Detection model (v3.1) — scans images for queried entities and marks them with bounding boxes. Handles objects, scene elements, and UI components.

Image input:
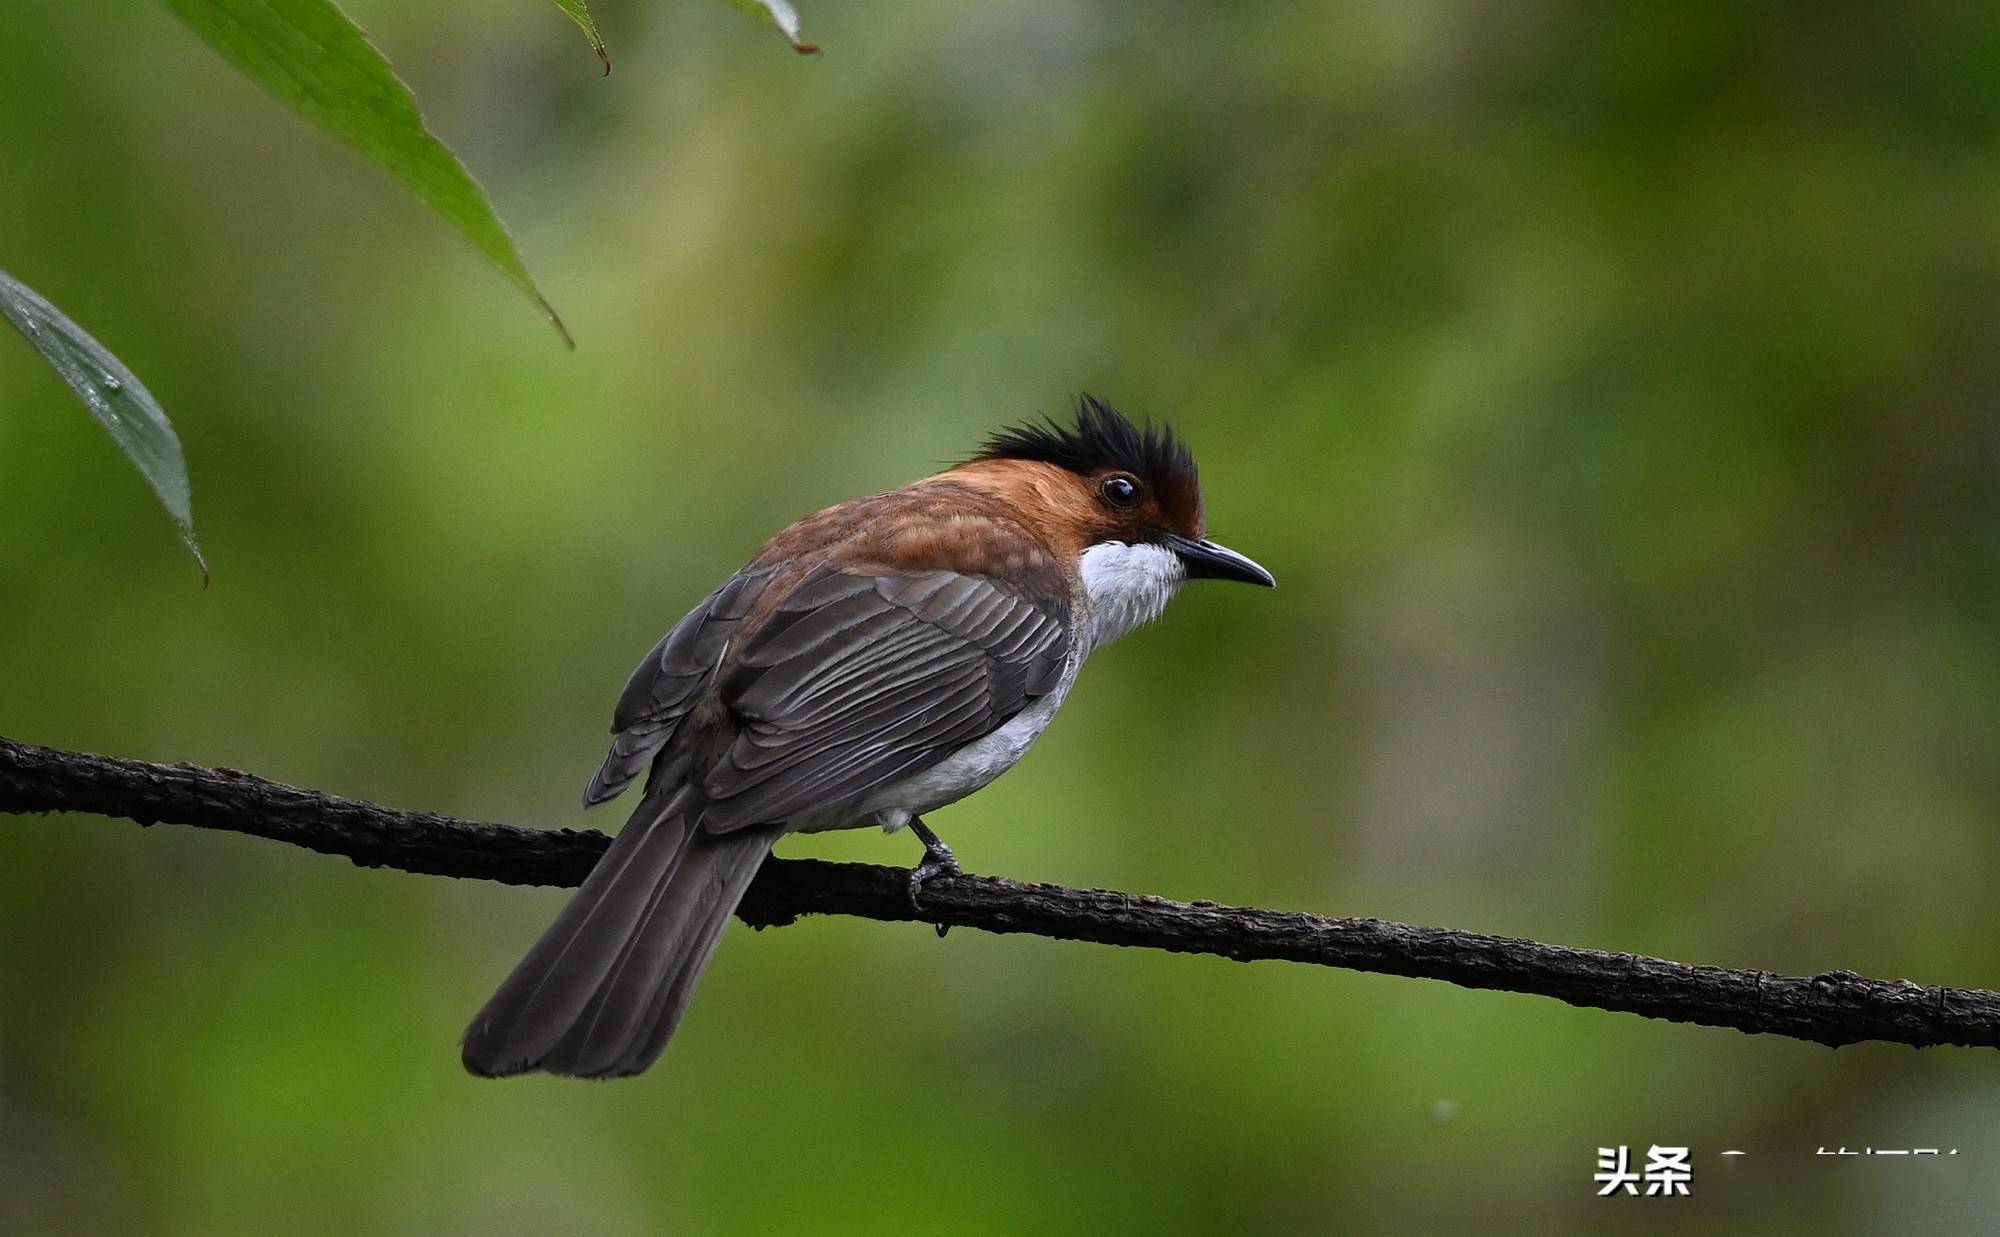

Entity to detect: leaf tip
[542,295,576,350]
[183,531,210,588]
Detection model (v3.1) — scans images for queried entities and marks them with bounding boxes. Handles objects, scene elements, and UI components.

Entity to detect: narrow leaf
[727,0,820,54]
[166,0,571,346]
[0,269,206,579]
[548,0,612,74]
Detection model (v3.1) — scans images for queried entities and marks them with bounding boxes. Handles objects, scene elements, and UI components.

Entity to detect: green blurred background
[5,1,2000,1232]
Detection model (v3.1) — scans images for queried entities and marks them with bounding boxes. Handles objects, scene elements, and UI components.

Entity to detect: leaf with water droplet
[0,268,206,579]
[726,0,820,53]
[546,0,612,74]
[167,0,569,346]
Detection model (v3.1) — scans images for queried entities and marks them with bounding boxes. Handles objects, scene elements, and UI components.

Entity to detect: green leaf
[726,0,820,54]
[165,0,571,346]
[548,0,612,74]
[0,269,206,579]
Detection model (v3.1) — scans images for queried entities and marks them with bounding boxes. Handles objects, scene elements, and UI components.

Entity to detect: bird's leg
[906,816,960,935]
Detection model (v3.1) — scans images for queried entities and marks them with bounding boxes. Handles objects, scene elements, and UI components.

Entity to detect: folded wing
[702,565,1071,830]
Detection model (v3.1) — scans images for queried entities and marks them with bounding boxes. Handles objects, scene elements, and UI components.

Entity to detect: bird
[461,395,1274,1079]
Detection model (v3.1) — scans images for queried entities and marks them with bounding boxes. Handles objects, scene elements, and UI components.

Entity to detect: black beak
[1164,534,1276,588]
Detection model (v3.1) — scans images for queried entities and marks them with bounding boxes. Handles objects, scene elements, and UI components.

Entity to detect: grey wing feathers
[583,567,773,806]
[700,568,1070,830]
[477,562,1068,1078]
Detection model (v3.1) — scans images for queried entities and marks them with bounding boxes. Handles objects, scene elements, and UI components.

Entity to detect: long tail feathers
[461,789,781,1079]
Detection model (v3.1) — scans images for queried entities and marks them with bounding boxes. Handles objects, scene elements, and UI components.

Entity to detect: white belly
[841,654,1082,830]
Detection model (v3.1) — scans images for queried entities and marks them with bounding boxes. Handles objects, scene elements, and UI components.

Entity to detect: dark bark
[4,734,1996,1051]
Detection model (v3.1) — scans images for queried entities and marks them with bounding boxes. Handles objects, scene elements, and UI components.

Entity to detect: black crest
[975,394,1199,495]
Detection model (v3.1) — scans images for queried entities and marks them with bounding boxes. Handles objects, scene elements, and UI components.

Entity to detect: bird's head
[956,395,1273,645]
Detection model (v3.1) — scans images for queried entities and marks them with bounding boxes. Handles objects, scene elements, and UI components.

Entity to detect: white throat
[1078,541,1184,651]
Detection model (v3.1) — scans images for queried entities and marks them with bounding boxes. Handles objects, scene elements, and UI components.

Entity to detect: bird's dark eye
[1100,474,1141,507]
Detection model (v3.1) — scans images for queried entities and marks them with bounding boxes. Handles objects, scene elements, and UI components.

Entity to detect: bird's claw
[906,818,960,937]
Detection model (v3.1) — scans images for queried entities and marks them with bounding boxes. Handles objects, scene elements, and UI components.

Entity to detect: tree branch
[3,734,1995,1051]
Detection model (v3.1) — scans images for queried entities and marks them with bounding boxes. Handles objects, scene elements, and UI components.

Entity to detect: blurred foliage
[5,1,2000,1232]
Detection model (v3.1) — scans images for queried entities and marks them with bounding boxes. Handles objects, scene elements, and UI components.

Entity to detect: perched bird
[462,396,1273,1079]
